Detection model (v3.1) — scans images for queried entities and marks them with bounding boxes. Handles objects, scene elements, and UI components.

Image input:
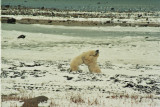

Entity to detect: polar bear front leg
[70,56,84,72]
[88,64,101,73]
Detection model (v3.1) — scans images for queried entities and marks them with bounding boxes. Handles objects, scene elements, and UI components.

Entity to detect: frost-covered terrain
[2,9,160,27]
[2,13,160,27]
[1,24,160,107]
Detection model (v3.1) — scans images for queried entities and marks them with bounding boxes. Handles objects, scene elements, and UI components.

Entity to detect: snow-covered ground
[1,24,160,107]
[2,14,160,24]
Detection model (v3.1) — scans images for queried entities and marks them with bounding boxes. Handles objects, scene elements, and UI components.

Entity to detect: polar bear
[70,50,101,73]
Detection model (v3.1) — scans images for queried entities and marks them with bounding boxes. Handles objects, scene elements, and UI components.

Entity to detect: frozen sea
[2,0,160,11]
[2,23,160,38]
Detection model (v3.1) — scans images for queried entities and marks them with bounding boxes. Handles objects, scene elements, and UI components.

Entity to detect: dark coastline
[1,7,160,27]
[2,17,160,27]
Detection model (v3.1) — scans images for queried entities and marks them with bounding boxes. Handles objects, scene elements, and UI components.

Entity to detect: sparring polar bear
[70,50,101,73]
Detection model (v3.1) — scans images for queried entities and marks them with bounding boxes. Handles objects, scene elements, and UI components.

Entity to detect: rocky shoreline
[2,17,160,27]
[1,7,160,27]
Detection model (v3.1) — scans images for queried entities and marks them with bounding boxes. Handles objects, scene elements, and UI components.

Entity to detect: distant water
[2,24,160,38]
[2,0,160,12]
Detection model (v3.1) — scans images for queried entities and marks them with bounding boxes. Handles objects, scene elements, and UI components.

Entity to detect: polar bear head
[82,50,99,65]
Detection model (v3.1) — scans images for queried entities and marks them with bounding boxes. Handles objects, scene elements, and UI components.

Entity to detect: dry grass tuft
[2,92,157,107]
[70,94,85,104]
[106,93,155,103]
[1,94,30,102]
[10,102,18,107]
[88,98,99,105]
[49,98,59,107]
[70,93,100,106]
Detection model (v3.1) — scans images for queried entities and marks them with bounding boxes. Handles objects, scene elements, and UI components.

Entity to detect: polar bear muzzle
[95,50,99,55]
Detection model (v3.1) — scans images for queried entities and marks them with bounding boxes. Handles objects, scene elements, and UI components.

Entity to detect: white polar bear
[70,50,101,73]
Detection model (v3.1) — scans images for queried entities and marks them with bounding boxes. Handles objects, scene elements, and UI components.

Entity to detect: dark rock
[124,83,134,88]
[115,74,120,77]
[138,14,142,18]
[68,87,76,90]
[41,7,45,9]
[33,13,37,16]
[60,68,66,71]
[136,85,144,89]
[25,64,34,67]
[35,87,39,89]
[34,69,40,71]
[145,89,152,93]
[7,18,16,24]
[77,70,83,73]
[92,77,96,80]
[110,77,115,79]
[19,62,25,67]
[152,86,159,90]
[132,45,136,47]
[17,35,26,39]
[48,20,52,23]
[1,71,8,78]
[14,72,20,75]
[111,8,115,11]
[105,21,111,23]
[58,64,62,69]
[10,76,15,78]
[146,80,156,84]
[30,72,35,75]
[5,5,10,8]
[156,90,160,95]
[130,76,136,78]
[34,75,40,77]
[8,67,17,70]
[42,71,47,74]
[136,64,141,69]
[34,62,41,66]
[21,76,25,79]
[145,37,149,39]
[64,76,73,80]
[56,90,60,92]
[21,71,27,76]
[97,2,101,4]
[114,79,120,82]
[14,75,19,78]
[68,87,73,90]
